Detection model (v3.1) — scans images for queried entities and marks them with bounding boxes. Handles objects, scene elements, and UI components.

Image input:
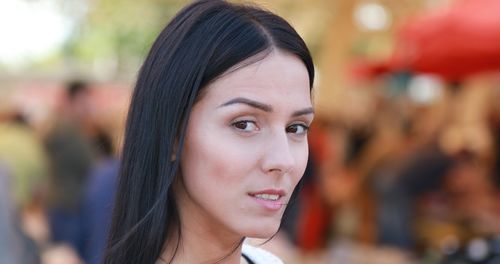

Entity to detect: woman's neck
[158,185,246,264]
[158,229,245,264]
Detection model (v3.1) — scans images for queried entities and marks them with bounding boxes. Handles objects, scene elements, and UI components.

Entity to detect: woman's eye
[286,124,309,135]
[231,120,259,132]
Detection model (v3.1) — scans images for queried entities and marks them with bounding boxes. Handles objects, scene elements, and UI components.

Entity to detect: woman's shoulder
[242,244,284,264]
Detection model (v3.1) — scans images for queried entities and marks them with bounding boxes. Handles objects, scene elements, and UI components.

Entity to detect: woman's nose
[261,131,295,176]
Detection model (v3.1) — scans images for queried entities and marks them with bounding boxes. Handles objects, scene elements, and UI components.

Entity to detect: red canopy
[356,0,500,81]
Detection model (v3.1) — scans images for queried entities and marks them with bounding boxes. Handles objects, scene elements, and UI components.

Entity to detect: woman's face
[177,51,313,239]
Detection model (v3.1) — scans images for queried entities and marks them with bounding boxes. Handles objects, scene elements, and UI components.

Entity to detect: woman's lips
[248,189,286,211]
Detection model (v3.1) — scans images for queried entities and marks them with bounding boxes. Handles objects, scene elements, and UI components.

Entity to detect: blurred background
[0,0,499,263]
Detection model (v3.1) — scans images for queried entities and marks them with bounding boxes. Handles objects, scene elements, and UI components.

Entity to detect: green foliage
[64,0,185,72]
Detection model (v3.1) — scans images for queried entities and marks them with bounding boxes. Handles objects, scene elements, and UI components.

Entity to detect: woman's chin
[242,224,281,239]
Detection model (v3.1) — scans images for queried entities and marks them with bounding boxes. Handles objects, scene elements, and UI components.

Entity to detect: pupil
[236,121,247,130]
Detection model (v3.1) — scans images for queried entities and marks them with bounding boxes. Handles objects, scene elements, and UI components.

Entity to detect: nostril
[268,166,292,176]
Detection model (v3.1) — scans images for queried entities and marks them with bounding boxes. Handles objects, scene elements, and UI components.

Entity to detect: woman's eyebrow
[219,97,314,117]
[292,107,314,117]
[218,97,272,112]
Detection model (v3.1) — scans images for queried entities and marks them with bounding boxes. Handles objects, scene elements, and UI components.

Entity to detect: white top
[241,244,283,264]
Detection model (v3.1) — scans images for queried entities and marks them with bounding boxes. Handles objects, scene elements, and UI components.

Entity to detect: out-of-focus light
[354,2,391,31]
[407,75,444,105]
[467,238,490,262]
[0,0,72,68]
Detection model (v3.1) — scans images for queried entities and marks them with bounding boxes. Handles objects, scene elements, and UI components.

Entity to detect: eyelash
[231,120,259,132]
[286,123,310,135]
[231,120,310,136]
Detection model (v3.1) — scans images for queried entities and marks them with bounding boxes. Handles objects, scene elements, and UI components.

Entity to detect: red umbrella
[387,0,500,80]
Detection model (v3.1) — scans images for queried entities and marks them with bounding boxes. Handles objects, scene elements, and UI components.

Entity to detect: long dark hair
[105,1,314,263]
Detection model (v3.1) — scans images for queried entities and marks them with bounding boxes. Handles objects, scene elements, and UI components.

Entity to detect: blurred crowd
[0,80,127,264]
[267,74,500,264]
[1,1,500,263]
[1,73,499,264]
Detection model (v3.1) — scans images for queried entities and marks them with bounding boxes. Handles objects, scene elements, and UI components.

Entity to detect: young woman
[105,1,315,263]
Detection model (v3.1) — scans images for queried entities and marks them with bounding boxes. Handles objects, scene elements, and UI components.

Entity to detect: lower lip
[250,196,284,211]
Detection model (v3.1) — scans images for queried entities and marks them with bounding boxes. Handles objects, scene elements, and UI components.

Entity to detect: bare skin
[158,50,312,264]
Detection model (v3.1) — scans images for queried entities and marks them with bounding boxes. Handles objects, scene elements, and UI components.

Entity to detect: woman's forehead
[202,51,311,105]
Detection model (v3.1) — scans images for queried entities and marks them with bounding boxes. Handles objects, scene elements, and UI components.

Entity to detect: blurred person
[424,152,500,264]
[0,110,49,258]
[80,129,119,264]
[0,163,40,264]
[44,81,125,262]
[354,97,454,250]
[294,119,346,251]
[369,80,497,253]
[0,163,25,264]
[43,80,96,255]
[104,1,315,263]
[372,125,453,249]
[487,84,500,189]
[444,153,500,232]
[372,141,453,249]
[0,111,49,212]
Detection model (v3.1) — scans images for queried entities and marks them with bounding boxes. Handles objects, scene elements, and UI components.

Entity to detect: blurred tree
[63,0,185,79]
[4,0,327,80]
